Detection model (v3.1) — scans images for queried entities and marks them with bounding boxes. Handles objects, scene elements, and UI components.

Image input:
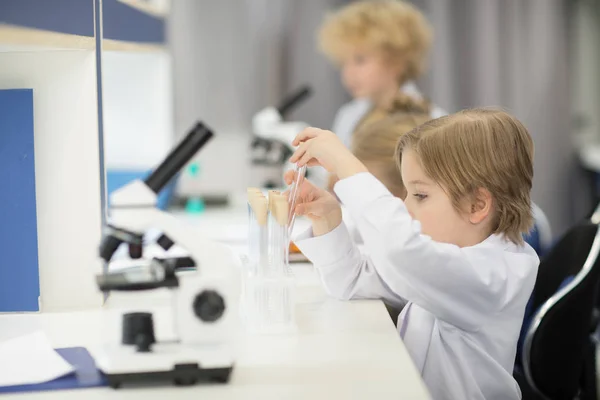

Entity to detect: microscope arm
[252,86,313,150]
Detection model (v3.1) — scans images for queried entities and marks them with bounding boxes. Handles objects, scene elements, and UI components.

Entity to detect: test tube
[267,191,285,276]
[248,191,268,276]
[271,194,289,276]
[268,194,294,331]
[247,188,262,269]
[287,165,306,239]
[244,188,295,335]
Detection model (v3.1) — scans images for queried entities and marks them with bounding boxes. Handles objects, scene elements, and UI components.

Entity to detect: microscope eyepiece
[276,85,312,117]
[144,122,214,194]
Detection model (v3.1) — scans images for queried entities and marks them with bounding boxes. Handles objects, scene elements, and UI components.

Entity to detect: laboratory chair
[590,201,600,325]
[515,203,552,363]
[524,203,553,256]
[514,221,600,400]
[591,201,600,225]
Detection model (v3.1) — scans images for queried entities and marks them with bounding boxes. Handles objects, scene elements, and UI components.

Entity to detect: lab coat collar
[476,233,513,251]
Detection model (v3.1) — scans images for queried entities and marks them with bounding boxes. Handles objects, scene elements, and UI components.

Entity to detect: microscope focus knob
[193,290,225,322]
[122,312,156,352]
[157,234,174,251]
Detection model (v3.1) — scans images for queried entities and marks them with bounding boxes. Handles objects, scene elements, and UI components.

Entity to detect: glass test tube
[247,188,260,269]
[287,165,306,240]
[244,188,296,335]
[247,190,268,276]
[270,194,289,276]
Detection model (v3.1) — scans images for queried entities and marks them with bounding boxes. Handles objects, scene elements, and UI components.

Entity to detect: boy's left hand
[289,127,368,179]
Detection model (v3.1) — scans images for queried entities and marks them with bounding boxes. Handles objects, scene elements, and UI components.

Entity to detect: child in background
[341,109,431,243]
[315,0,445,189]
[330,95,431,192]
[352,112,430,198]
[318,0,445,148]
[286,109,539,400]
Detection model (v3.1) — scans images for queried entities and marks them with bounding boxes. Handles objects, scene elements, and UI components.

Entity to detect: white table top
[0,208,430,399]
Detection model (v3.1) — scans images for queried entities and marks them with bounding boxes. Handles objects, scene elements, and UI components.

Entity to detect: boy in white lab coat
[286,109,539,400]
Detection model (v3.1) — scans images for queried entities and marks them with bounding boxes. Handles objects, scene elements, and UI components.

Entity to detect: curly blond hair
[318,0,433,83]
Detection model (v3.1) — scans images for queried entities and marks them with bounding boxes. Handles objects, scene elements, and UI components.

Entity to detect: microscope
[95,122,239,388]
[251,86,312,187]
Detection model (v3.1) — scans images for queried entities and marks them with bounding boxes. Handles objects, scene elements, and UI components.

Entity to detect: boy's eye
[413,193,428,201]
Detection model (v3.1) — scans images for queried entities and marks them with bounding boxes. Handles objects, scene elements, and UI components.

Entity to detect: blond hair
[353,112,431,198]
[396,109,534,245]
[318,0,432,83]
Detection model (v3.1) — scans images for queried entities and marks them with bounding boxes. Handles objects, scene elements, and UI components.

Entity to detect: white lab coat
[295,173,539,400]
[341,206,363,244]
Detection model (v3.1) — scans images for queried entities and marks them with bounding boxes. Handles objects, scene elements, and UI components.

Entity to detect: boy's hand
[284,170,342,236]
[290,128,368,179]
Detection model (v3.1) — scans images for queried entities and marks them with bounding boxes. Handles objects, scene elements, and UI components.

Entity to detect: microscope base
[97,342,235,389]
[105,364,233,389]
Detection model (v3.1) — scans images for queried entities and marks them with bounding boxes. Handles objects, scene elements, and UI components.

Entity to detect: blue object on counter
[0,347,107,393]
[185,197,206,214]
[107,169,178,210]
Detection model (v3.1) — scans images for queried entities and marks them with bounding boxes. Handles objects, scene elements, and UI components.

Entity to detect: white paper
[0,331,74,387]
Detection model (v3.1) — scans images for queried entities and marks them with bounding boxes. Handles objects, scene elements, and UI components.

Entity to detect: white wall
[0,50,103,311]
[572,0,600,145]
[102,50,174,170]
[409,0,577,234]
[169,0,348,197]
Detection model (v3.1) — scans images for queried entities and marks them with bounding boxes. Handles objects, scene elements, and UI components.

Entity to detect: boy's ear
[469,188,493,225]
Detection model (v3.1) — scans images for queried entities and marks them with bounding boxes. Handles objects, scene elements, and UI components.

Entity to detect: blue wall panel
[102,0,165,44]
[0,89,40,312]
[0,0,94,37]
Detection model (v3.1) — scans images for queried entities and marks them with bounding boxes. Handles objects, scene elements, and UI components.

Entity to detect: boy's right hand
[284,170,342,237]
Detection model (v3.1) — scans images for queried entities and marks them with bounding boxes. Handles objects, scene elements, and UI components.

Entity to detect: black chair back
[523,222,600,399]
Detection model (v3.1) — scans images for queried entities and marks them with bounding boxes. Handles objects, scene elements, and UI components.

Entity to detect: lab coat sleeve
[334,173,509,332]
[294,223,408,310]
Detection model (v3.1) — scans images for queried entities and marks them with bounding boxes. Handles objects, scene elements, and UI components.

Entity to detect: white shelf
[102,38,165,52]
[0,51,104,312]
[117,0,169,18]
[0,24,95,52]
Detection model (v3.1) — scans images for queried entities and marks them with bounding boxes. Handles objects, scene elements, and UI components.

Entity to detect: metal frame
[522,223,600,399]
[532,203,553,252]
[591,202,600,225]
